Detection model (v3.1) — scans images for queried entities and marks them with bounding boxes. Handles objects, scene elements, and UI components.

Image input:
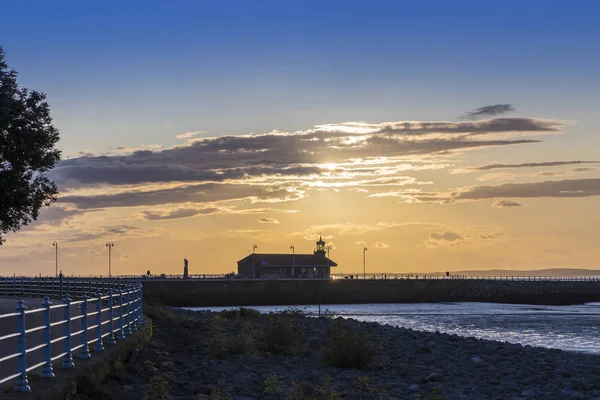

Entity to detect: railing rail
[91,273,600,281]
[4,274,600,282]
[0,278,143,393]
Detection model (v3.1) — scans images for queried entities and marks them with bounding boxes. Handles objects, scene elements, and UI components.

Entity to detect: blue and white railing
[0,278,143,393]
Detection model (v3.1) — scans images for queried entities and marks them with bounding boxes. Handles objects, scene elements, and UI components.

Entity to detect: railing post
[40,296,55,378]
[128,285,138,333]
[123,289,133,336]
[116,290,126,340]
[138,283,144,326]
[62,294,75,368]
[78,294,91,359]
[94,292,105,352]
[14,300,30,392]
[105,290,117,345]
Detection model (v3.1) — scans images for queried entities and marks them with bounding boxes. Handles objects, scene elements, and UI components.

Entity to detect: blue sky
[2,1,600,275]
[2,0,599,156]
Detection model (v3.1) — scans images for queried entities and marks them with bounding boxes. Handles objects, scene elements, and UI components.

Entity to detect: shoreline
[90,306,600,399]
[184,301,600,356]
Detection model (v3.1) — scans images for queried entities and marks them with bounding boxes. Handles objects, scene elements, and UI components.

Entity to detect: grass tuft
[324,321,375,369]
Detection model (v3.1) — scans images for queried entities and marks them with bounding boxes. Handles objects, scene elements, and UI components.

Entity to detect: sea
[185,302,600,354]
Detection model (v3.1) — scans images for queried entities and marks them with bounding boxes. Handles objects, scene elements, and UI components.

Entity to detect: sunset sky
[1,1,599,276]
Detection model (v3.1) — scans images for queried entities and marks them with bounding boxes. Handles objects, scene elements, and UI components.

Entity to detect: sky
[1,0,599,276]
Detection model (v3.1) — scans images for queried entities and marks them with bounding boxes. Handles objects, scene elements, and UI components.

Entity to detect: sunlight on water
[187,302,600,354]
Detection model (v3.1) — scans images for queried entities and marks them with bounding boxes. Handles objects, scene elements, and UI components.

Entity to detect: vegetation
[417,387,449,400]
[142,372,173,400]
[324,320,375,369]
[218,306,261,319]
[225,320,257,355]
[0,47,61,244]
[263,374,281,394]
[261,313,299,354]
[207,315,228,358]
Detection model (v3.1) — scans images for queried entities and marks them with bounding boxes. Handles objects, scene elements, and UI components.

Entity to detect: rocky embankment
[85,307,600,400]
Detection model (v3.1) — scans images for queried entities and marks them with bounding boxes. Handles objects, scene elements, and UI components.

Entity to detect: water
[185,302,600,354]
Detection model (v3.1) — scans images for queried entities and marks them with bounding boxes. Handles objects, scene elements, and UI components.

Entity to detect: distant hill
[447,268,600,277]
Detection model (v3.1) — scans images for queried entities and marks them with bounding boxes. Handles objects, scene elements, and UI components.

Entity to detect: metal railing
[108,273,600,282]
[0,278,143,393]
[330,273,600,281]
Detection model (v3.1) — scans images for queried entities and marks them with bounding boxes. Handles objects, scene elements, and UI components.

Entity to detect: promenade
[0,278,143,393]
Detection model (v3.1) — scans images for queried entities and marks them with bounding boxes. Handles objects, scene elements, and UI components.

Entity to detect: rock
[424,372,443,383]
[408,384,420,392]
[296,381,316,397]
[128,348,140,365]
[471,356,483,363]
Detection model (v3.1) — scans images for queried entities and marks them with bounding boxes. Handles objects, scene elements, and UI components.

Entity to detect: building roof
[237,253,337,267]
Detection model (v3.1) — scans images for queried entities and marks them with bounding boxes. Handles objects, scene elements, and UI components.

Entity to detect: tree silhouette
[0,47,61,244]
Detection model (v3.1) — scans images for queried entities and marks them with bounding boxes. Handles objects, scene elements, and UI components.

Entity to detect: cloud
[175,130,207,140]
[297,221,443,238]
[455,178,600,201]
[539,171,564,177]
[141,207,220,221]
[462,104,515,120]
[110,144,163,154]
[476,173,518,182]
[258,218,280,224]
[572,167,596,173]
[106,225,140,235]
[375,241,390,248]
[51,117,564,189]
[425,231,464,247]
[45,116,569,214]
[393,179,600,204]
[467,160,598,172]
[493,200,523,208]
[430,231,463,242]
[59,183,303,209]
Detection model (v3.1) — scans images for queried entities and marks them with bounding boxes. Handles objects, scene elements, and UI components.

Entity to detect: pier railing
[0,278,143,393]
[106,273,600,282]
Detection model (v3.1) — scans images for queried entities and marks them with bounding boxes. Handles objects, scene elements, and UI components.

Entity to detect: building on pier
[237,236,337,279]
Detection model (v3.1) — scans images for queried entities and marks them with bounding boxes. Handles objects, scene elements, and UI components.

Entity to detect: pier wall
[142,279,600,307]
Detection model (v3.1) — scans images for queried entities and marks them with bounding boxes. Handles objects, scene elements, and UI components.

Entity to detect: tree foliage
[0,47,61,244]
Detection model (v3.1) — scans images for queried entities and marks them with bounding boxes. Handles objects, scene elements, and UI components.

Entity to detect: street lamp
[52,241,58,278]
[252,244,257,279]
[106,242,115,278]
[363,246,368,279]
[290,245,295,279]
[326,245,332,279]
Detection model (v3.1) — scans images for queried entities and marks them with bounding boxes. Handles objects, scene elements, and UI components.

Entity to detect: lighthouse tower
[314,235,326,256]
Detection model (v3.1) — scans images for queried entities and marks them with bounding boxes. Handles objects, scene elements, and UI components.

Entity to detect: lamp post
[106,242,115,278]
[252,244,257,279]
[52,241,58,278]
[326,245,332,279]
[363,246,368,279]
[290,245,295,279]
